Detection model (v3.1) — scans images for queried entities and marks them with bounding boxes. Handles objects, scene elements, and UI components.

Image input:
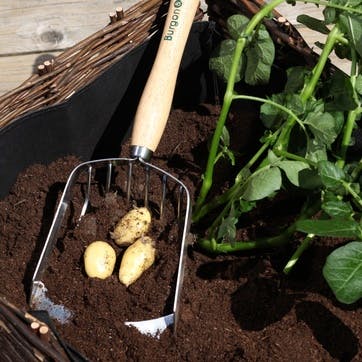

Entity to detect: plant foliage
[194,0,362,304]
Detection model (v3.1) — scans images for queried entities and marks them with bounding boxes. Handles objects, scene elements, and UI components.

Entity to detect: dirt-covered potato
[110,207,151,246]
[119,236,156,287]
[84,241,116,279]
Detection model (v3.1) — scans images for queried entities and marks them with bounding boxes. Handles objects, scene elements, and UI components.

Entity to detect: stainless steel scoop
[30,0,199,338]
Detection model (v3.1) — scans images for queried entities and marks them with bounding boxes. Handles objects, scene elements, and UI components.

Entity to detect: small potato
[119,236,156,287]
[110,207,151,246]
[84,241,116,279]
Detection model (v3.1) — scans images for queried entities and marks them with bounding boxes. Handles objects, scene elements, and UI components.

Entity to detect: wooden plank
[276,2,324,23]
[0,0,139,96]
[0,0,136,54]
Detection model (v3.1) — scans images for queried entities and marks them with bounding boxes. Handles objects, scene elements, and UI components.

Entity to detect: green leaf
[314,41,325,51]
[286,93,305,115]
[323,71,358,112]
[260,130,278,144]
[224,149,236,166]
[318,160,345,188]
[356,75,362,95]
[305,138,328,163]
[235,168,251,185]
[297,14,330,34]
[221,126,231,147]
[239,199,256,213]
[296,219,361,238]
[260,94,286,129]
[267,149,279,164]
[278,160,311,187]
[209,39,243,83]
[235,167,251,184]
[227,14,249,40]
[322,190,341,203]
[339,14,362,57]
[260,93,304,130]
[323,6,336,25]
[306,98,324,114]
[304,112,339,148]
[323,241,362,304]
[334,42,352,60]
[214,126,236,166]
[242,167,282,201]
[329,111,344,135]
[210,15,275,85]
[298,168,322,190]
[343,0,362,6]
[244,25,275,85]
[322,200,354,218]
[217,211,238,243]
[284,66,311,93]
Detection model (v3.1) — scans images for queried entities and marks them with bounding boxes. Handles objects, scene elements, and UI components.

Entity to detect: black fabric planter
[0,22,216,198]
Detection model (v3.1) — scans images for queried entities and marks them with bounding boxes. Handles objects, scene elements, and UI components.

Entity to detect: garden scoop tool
[30,0,199,338]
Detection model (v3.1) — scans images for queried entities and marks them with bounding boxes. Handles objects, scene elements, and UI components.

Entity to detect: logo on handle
[164,0,183,41]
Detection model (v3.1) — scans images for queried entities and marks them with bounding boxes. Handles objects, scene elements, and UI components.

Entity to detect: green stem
[342,180,362,210]
[351,159,362,181]
[194,0,285,215]
[199,198,320,253]
[233,94,305,130]
[337,109,360,168]
[274,24,344,151]
[301,26,343,102]
[192,128,280,222]
[273,149,316,167]
[297,0,362,15]
[193,44,241,214]
[283,234,314,274]
[337,49,361,169]
[208,163,278,235]
[199,233,291,253]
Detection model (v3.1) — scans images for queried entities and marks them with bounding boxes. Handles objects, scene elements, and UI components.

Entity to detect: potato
[119,236,156,287]
[110,207,151,246]
[84,241,116,279]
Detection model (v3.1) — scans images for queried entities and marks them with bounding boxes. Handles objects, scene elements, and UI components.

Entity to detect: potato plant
[194,0,362,304]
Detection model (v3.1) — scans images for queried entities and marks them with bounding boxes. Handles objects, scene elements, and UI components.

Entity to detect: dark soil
[0,104,361,361]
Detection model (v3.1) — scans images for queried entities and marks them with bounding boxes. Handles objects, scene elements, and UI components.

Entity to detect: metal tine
[80,165,92,219]
[126,161,133,202]
[177,185,184,220]
[106,161,112,193]
[160,173,167,218]
[144,164,150,209]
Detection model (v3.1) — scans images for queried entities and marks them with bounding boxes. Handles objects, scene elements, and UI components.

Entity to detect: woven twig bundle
[0,0,320,130]
[0,0,204,129]
[0,0,167,128]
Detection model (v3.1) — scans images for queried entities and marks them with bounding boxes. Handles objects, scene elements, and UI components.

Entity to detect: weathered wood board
[0,1,351,96]
[0,0,135,95]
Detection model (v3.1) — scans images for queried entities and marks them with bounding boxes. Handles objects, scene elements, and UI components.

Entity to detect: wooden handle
[131,0,200,154]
